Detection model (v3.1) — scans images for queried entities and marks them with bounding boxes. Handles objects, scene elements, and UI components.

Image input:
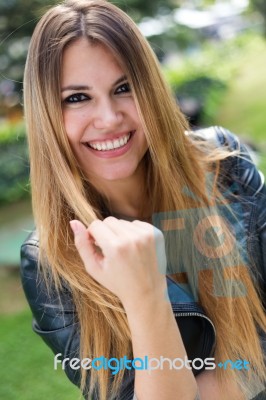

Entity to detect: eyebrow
[61,75,127,93]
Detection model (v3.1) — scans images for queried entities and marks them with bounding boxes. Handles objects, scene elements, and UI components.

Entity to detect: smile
[86,132,133,151]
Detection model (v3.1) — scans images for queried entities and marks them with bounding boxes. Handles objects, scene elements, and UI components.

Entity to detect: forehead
[61,37,124,85]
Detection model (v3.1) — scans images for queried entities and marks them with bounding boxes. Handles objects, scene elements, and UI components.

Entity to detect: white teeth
[88,133,131,151]
[113,139,120,149]
[106,141,114,150]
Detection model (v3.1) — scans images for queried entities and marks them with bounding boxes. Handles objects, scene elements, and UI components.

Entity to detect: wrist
[124,291,173,332]
[122,279,168,316]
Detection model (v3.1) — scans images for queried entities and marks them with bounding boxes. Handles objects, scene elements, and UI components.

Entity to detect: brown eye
[64,93,89,103]
[115,82,131,94]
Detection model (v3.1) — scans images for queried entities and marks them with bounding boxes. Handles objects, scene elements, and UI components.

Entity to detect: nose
[93,98,123,130]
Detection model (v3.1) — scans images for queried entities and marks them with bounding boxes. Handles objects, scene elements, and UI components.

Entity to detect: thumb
[70,220,94,267]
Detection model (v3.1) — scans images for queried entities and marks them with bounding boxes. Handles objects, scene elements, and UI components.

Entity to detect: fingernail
[70,220,80,234]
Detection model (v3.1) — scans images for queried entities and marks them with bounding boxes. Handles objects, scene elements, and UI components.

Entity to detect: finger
[70,220,100,267]
[133,220,167,274]
[103,216,141,237]
[121,219,167,273]
[132,219,155,230]
[87,219,120,251]
[133,220,164,239]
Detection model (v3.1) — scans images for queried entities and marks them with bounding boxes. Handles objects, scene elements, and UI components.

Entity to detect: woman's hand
[70,217,167,310]
[70,217,199,399]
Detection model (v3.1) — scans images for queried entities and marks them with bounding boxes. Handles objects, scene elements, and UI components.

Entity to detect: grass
[0,270,81,400]
[0,268,28,314]
[214,35,266,174]
[0,200,33,266]
[0,202,81,399]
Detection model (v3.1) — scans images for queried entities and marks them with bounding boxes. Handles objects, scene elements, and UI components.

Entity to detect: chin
[86,167,136,184]
[102,171,134,182]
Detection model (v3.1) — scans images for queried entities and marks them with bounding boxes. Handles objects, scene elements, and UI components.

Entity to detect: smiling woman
[20,1,266,400]
[61,39,148,190]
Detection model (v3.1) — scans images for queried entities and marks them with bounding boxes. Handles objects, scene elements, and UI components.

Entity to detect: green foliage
[214,34,266,175]
[0,0,176,115]
[0,309,81,399]
[163,33,252,125]
[249,0,266,36]
[113,0,175,21]
[0,121,30,205]
[148,23,203,61]
[0,120,25,142]
[0,0,58,112]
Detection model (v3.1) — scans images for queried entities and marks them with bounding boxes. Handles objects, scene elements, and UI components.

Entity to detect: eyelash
[63,82,131,104]
[115,82,131,94]
[64,93,89,104]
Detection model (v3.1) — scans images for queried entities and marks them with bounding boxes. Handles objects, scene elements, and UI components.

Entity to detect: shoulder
[21,229,39,254]
[20,229,76,323]
[188,125,241,150]
[20,230,40,279]
[190,127,266,290]
[21,229,39,249]
[189,126,265,197]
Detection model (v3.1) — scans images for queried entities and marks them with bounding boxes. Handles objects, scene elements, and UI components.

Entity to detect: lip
[83,130,135,159]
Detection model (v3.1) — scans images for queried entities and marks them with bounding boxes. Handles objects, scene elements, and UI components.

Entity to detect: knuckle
[89,219,101,228]
[111,241,128,257]
[132,233,153,250]
[104,216,117,224]
[74,233,83,248]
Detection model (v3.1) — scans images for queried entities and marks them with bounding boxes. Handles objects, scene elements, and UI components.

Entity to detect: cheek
[128,102,140,122]
[62,112,73,142]
[63,111,85,145]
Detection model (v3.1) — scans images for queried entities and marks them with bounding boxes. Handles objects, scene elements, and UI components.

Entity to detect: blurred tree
[0,0,58,116]
[0,0,176,117]
[250,0,266,36]
[114,0,176,21]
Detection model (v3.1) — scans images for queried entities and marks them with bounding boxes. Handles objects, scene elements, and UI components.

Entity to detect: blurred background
[0,0,266,398]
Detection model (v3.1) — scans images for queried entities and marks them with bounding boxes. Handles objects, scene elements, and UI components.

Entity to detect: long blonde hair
[24,1,266,398]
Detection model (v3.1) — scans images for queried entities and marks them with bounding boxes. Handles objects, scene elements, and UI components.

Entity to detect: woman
[21,0,266,399]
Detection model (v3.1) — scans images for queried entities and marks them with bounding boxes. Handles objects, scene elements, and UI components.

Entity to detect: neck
[95,166,149,220]
[108,180,144,218]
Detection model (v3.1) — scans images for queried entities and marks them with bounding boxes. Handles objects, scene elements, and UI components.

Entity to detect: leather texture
[20,126,266,399]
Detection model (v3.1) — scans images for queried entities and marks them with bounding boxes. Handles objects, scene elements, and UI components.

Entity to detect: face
[61,38,148,191]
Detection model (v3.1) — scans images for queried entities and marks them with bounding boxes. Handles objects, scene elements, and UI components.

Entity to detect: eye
[63,93,90,104]
[115,82,131,95]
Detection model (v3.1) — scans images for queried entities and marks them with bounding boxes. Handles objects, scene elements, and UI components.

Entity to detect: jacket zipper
[174,310,217,356]
[173,311,216,334]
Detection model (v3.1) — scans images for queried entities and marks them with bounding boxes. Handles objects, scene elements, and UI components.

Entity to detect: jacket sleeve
[215,126,266,296]
[20,231,135,400]
[194,126,266,298]
[20,231,82,387]
[204,126,266,367]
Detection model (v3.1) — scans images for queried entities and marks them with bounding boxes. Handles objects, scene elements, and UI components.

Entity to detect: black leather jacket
[20,126,266,399]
